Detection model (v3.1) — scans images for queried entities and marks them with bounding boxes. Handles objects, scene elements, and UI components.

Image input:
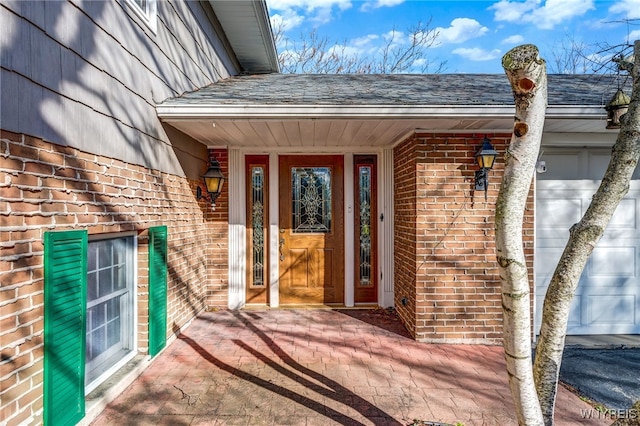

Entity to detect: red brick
[1,129,22,142]
[8,144,39,161]
[38,150,64,166]
[0,157,24,172]
[11,172,40,189]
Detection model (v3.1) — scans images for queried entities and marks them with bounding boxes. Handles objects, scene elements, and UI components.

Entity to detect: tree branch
[497,44,547,426]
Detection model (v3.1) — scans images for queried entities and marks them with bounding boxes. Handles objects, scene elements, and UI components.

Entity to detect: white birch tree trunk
[533,40,640,426]
[496,44,547,426]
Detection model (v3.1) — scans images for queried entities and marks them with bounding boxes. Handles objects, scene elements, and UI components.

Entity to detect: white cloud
[628,29,640,41]
[435,18,489,44]
[382,29,404,41]
[609,0,640,19]
[328,43,362,57]
[490,0,595,30]
[452,47,502,61]
[360,0,405,11]
[267,0,353,27]
[490,0,539,21]
[268,0,352,11]
[270,12,305,32]
[351,34,380,47]
[502,34,525,44]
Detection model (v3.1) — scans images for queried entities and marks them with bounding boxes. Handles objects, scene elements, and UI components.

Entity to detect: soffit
[208,1,278,73]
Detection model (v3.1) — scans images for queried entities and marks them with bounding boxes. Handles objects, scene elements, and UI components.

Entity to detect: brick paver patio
[90,309,607,425]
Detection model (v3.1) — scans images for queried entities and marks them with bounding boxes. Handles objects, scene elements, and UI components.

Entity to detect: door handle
[279,236,285,261]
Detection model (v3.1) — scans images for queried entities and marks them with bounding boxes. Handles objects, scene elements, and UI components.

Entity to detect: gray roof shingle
[161,74,627,107]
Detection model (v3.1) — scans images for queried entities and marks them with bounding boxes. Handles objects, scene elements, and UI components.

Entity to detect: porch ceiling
[158,74,620,148]
[160,113,610,149]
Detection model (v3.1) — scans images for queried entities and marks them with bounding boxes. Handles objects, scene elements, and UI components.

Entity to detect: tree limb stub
[502,44,542,71]
[502,44,547,110]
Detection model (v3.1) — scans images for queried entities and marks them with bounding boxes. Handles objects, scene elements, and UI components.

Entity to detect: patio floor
[90,309,608,426]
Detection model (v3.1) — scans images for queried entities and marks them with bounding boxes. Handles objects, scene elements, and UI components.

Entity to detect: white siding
[535,149,640,335]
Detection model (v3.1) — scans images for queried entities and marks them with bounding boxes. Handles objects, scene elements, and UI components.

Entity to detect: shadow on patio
[90,309,607,426]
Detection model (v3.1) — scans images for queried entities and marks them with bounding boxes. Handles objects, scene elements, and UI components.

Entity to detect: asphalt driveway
[560,346,640,411]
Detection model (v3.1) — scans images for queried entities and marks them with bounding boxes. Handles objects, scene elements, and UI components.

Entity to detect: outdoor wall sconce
[197,157,226,210]
[474,136,498,200]
[605,88,630,129]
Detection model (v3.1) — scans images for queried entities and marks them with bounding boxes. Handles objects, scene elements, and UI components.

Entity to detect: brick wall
[0,131,228,425]
[206,149,229,306]
[392,136,418,335]
[394,133,534,344]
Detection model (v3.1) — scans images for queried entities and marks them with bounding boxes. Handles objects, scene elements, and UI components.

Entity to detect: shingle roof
[161,74,626,107]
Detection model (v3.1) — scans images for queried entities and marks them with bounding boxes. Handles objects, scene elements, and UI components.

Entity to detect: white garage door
[535,149,640,335]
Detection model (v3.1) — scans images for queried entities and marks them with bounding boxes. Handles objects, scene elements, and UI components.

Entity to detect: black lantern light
[474,136,498,200]
[197,157,226,210]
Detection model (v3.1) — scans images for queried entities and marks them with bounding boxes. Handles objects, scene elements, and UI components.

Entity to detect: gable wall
[394,133,534,344]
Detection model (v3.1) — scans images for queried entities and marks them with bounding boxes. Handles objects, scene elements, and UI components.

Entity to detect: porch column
[268,153,280,307]
[379,148,395,307]
[228,148,246,309]
[344,153,355,307]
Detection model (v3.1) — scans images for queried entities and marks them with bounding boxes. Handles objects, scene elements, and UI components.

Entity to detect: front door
[278,156,344,305]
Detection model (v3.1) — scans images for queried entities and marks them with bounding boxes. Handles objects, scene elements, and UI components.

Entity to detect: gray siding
[1,0,238,176]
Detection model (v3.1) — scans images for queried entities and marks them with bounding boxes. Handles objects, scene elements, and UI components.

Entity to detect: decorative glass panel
[292,167,332,233]
[251,166,265,286]
[358,166,372,285]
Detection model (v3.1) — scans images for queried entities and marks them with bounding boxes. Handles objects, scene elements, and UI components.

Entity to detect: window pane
[98,242,113,268]
[114,264,125,290]
[89,304,104,330]
[98,268,113,297]
[88,243,97,271]
[86,236,134,388]
[292,167,332,233]
[87,271,98,301]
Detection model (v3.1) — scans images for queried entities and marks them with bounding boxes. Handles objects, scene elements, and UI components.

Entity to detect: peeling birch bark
[496,44,547,426]
[533,40,640,426]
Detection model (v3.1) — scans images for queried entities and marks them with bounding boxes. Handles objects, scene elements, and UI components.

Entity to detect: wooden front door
[278,156,344,305]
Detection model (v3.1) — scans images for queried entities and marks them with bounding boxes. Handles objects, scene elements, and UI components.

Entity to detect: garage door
[535,149,640,335]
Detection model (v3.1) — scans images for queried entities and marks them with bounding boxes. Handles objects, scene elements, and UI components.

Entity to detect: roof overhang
[158,104,612,149]
[208,1,279,73]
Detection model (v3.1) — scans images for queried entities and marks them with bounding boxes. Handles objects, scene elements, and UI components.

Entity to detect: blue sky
[266,0,640,73]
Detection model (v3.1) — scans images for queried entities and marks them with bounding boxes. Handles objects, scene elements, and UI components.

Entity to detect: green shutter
[43,230,87,426]
[148,226,168,357]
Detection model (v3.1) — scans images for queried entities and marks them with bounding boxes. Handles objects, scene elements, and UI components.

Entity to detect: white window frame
[125,0,158,33]
[85,232,138,395]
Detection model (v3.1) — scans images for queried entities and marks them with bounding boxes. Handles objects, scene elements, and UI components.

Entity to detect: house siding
[1,1,235,423]
[394,133,534,344]
[0,131,229,425]
[0,0,236,176]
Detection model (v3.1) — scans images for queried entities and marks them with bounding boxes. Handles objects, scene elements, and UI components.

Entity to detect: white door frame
[228,150,394,308]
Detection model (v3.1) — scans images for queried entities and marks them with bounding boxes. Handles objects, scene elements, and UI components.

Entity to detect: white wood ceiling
[162,115,612,149]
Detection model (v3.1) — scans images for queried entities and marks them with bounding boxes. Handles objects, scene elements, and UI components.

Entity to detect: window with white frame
[126,0,157,32]
[85,235,136,392]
